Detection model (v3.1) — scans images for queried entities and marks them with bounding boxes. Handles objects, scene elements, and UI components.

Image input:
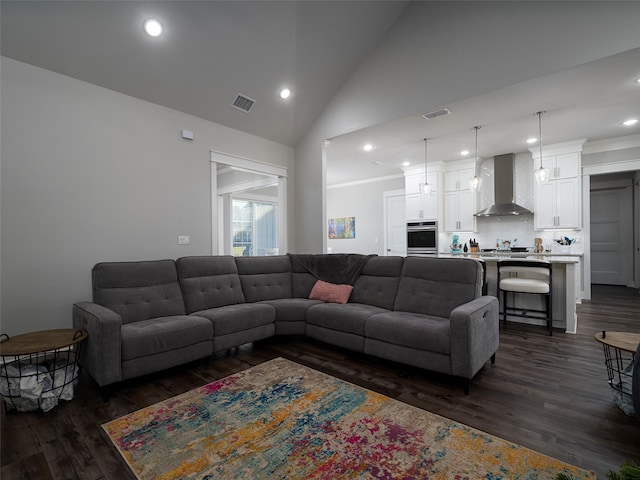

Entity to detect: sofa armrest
[72,302,122,387]
[449,296,499,379]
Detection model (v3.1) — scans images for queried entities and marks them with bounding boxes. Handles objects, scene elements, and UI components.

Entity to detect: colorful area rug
[102,357,595,480]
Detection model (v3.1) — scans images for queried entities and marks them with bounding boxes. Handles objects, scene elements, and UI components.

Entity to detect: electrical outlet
[178,235,190,245]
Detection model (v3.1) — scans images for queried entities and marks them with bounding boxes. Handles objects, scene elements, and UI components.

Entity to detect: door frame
[383,189,406,256]
[582,158,640,298]
[211,150,288,255]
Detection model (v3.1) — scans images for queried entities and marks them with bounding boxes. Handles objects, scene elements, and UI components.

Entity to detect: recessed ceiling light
[144,19,163,37]
[371,161,383,166]
[280,88,291,99]
[402,161,411,167]
[635,78,640,84]
[363,144,373,152]
[526,137,538,144]
[623,118,638,126]
[460,150,470,156]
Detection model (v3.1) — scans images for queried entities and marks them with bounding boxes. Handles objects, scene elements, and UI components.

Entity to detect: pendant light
[469,126,481,191]
[419,138,432,195]
[534,111,550,185]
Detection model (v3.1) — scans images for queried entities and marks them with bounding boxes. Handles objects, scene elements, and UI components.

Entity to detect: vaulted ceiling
[3,1,639,187]
[1,0,408,146]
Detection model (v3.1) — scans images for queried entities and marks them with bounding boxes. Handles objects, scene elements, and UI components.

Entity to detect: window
[232,199,278,256]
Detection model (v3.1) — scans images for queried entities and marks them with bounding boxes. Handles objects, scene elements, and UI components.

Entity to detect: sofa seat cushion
[193,303,275,336]
[259,298,323,322]
[365,311,451,355]
[306,303,388,335]
[121,315,213,361]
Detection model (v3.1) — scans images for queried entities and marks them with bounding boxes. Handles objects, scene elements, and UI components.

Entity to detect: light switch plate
[178,235,190,245]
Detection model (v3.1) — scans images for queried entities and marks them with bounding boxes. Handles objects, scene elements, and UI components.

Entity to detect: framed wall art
[328,217,355,239]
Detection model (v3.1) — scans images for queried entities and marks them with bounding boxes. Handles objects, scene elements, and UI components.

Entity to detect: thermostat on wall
[181,129,194,140]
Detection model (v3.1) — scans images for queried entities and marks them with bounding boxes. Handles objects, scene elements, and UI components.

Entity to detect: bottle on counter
[463,243,468,253]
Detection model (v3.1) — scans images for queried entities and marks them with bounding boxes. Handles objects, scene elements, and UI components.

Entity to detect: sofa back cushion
[176,256,245,313]
[351,256,404,310]
[235,256,292,302]
[394,257,482,318]
[291,260,319,299]
[92,259,186,325]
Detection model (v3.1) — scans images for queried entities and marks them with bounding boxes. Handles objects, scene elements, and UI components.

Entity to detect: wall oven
[407,221,438,255]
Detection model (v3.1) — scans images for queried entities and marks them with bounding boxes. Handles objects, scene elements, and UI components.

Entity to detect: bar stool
[497,259,553,335]
[479,259,488,296]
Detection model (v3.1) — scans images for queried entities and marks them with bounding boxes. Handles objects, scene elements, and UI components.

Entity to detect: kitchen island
[437,252,582,333]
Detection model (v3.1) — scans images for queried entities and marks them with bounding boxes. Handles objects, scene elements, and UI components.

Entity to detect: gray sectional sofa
[73,254,499,395]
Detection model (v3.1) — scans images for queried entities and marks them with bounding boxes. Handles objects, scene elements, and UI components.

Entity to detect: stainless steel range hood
[474,153,533,217]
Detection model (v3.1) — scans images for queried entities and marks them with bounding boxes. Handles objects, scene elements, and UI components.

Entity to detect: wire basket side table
[594,331,640,417]
[0,329,88,412]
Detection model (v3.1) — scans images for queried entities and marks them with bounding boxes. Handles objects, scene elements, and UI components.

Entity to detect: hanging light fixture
[469,126,481,191]
[534,111,550,185]
[419,138,432,195]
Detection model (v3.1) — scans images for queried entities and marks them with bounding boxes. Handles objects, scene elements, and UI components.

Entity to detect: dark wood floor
[1,284,639,479]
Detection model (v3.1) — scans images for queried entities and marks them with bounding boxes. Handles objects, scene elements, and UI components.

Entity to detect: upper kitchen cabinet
[541,152,580,180]
[443,163,476,232]
[444,168,474,192]
[405,169,439,220]
[530,141,585,230]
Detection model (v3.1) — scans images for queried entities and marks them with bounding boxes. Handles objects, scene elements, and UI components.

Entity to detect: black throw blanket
[288,253,376,285]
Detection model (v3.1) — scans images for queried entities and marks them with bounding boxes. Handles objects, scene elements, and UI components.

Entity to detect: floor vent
[421,108,452,120]
[231,94,255,113]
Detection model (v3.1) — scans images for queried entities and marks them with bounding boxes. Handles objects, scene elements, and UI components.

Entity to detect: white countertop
[436,252,580,263]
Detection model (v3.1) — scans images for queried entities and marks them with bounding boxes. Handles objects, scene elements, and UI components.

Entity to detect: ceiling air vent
[421,108,452,120]
[231,94,255,113]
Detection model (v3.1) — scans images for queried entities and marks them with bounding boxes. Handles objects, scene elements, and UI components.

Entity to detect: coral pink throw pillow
[309,280,353,304]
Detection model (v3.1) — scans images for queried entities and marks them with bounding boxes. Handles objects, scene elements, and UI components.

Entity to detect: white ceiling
[326,46,640,185]
[2,1,639,188]
[0,0,408,147]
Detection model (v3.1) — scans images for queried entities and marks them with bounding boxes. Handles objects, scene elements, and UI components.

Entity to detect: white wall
[0,58,294,336]
[294,1,640,255]
[327,177,404,255]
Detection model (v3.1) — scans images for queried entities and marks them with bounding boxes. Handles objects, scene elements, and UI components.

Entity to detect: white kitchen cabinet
[540,152,580,180]
[443,167,475,232]
[444,190,475,231]
[444,168,474,192]
[405,171,437,220]
[534,151,581,229]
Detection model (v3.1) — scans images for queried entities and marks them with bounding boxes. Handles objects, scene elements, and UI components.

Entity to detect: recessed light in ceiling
[635,78,640,84]
[280,88,291,99]
[623,119,638,126]
[402,161,411,167]
[460,150,470,156]
[526,137,538,144]
[371,160,383,166]
[144,19,163,37]
[363,144,373,152]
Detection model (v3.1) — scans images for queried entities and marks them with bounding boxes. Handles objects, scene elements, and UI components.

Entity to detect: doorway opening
[590,172,634,286]
[211,151,287,256]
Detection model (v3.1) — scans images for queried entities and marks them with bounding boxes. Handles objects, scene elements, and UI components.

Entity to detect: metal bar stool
[497,259,553,335]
